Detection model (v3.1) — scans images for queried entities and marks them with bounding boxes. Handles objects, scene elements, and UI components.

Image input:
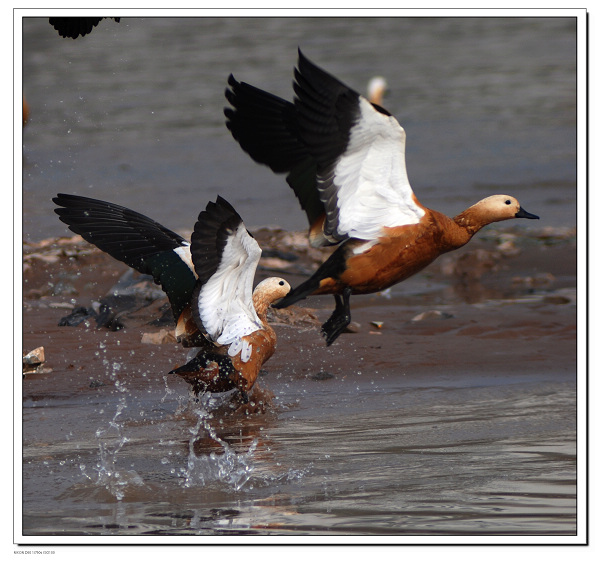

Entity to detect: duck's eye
[505,200,512,205]
[279,280,285,286]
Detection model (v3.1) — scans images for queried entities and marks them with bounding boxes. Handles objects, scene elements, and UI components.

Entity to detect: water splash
[82,340,144,501]
[181,406,257,491]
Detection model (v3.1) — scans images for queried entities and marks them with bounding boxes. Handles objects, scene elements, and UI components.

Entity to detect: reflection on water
[21,231,578,537]
[20,15,578,540]
[23,370,575,536]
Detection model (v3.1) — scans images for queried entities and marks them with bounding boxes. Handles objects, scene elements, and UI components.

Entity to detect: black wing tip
[192,196,244,244]
[296,47,318,75]
[295,48,322,77]
[224,74,238,102]
[203,195,240,221]
[53,192,106,207]
[52,193,97,218]
[53,192,79,204]
[49,17,120,40]
[191,196,246,283]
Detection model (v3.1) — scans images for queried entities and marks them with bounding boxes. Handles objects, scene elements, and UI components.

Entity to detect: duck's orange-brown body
[230,325,277,392]
[275,195,538,345]
[173,324,277,395]
[314,209,472,296]
[171,278,287,396]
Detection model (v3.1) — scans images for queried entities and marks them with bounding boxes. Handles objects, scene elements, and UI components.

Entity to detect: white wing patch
[173,243,197,277]
[326,97,425,240]
[196,224,262,363]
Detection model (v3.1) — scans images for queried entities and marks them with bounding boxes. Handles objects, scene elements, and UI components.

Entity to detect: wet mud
[21,225,577,537]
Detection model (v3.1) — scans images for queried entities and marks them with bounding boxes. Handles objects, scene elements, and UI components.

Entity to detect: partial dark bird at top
[49,17,120,39]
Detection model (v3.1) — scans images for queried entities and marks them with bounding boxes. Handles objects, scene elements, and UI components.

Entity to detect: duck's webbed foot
[236,389,249,404]
[321,287,352,346]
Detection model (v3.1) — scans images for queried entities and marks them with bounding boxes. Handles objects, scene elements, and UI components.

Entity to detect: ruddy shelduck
[169,197,290,397]
[224,49,539,345]
[53,194,290,398]
[367,76,388,106]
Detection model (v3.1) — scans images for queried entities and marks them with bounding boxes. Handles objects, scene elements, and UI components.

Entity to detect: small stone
[542,295,571,305]
[141,329,177,345]
[259,257,293,270]
[23,347,49,375]
[497,240,520,256]
[512,273,555,288]
[311,371,335,381]
[48,302,75,310]
[411,310,453,322]
[23,346,45,366]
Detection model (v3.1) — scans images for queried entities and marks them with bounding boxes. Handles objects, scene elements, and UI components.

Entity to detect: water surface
[20,15,579,542]
[22,16,577,241]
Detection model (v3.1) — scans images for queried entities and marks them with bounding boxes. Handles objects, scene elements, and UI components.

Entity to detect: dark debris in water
[311,370,335,381]
[88,379,106,388]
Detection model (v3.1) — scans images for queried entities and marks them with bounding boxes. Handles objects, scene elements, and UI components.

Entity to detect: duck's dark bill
[515,207,540,219]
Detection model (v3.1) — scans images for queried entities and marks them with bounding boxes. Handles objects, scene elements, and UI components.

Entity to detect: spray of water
[81,341,145,501]
[181,405,257,491]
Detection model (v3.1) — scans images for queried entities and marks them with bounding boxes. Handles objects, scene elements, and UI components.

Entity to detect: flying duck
[49,17,121,39]
[224,49,539,345]
[53,194,290,397]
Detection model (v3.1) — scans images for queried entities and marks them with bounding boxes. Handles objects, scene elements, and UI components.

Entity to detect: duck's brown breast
[315,210,472,295]
[230,326,277,392]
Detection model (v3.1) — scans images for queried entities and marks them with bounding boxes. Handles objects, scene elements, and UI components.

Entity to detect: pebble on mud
[23,346,50,375]
[511,272,556,288]
[141,329,177,345]
[411,310,453,322]
[311,370,335,381]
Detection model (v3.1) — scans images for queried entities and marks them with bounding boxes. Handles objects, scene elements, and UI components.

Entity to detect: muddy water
[20,229,578,539]
[22,16,576,241]
[19,15,579,541]
[23,370,575,537]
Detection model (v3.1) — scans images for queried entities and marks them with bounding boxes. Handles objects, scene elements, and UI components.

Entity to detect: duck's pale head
[253,277,292,316]
[453,194,539,237]
[367,76,388,106]
[479,194,540,222]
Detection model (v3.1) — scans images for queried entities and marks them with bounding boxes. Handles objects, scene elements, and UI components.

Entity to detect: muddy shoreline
[23,225,577,398]
[20,225,578,537]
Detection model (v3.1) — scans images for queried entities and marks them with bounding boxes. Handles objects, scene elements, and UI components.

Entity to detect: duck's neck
[452,203,496,241]
[428,208,479,251]
[453,212,484,239]
[252,292,271,323]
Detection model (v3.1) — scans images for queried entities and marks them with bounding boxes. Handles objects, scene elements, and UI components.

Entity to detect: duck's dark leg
[321,287,352,346]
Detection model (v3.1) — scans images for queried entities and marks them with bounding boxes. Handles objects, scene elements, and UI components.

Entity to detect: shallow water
[22,317,576,538]
[22,16,577,242]
[19,15,579,542]
[21,230,577,539]
[23,370,575,537]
